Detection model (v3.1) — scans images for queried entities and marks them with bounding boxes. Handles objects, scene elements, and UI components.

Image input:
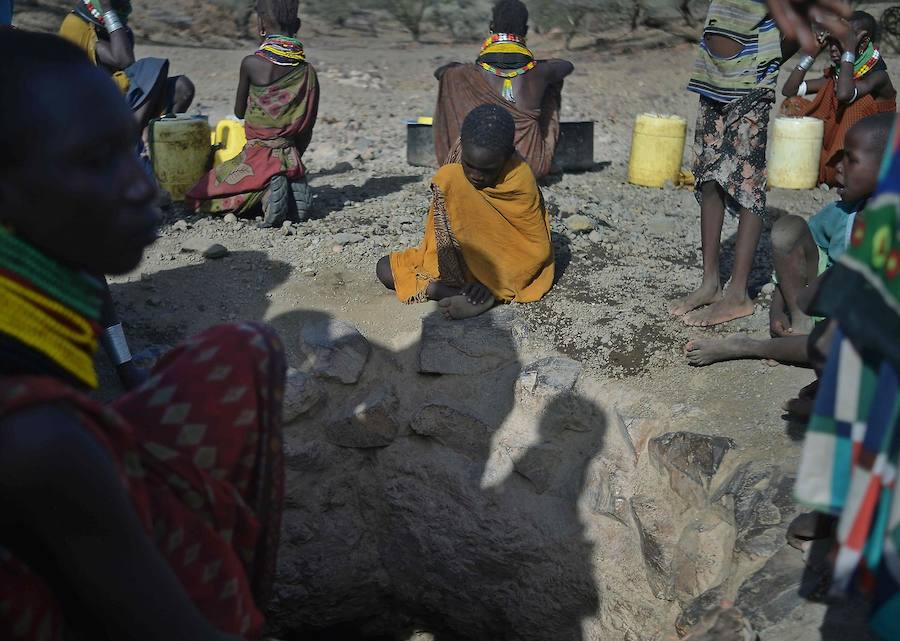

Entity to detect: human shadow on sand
[310,175,422,218]
[106,247,604,641]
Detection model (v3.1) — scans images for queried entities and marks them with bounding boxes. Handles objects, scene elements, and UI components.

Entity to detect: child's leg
[771,214,819,334]
[684,333,809,366]
[376,256,395,290]
[669,180,726,316]
[168,75,195,114]
[683,206,762,326]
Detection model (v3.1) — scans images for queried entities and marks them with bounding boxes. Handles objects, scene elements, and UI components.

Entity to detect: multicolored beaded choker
[476,32,536,103]
[255,35,306,66]
[834,42,881,79]
[0,227,102,388]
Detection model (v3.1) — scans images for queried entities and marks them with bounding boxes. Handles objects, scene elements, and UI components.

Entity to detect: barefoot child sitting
[684,112,892,367]
[781,11,896,187]
[377,104,554,320]
[187,0,319,228]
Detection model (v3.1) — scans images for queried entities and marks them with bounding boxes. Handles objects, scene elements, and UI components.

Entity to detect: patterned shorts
[693,89,775,220]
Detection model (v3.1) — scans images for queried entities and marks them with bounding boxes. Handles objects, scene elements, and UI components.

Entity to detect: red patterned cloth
[187,63,319,214]
[0,322,286,640]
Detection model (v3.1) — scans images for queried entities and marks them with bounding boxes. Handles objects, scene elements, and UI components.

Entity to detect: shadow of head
[107,250,292,344]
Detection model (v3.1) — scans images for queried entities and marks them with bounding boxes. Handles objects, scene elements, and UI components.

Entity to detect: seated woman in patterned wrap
[377,104,555,320]
[187,0,319,228]
[781,11,896,187]
[58,0,195,133]
[0,31,286,641]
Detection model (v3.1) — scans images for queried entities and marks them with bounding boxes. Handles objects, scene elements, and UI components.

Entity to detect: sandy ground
[105,32,898,478]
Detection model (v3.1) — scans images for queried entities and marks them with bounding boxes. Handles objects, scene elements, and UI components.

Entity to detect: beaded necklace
[0,227,102,388]
[255,35,306,66]
[476,32,536,103]
[833,42,881,80]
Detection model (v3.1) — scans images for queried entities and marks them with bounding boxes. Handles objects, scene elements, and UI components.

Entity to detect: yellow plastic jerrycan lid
[213,119,247,166]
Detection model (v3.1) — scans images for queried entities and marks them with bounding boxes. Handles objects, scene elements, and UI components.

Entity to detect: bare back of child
[684,112,894,368]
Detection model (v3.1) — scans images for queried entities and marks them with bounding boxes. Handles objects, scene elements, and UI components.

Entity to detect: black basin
[406,120,595,171]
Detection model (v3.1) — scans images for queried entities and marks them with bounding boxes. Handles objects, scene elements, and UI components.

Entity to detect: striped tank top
[687,0,782,103]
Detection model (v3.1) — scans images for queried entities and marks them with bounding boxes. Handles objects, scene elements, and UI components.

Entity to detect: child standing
[188,0,319,228]
[671,0,786,327]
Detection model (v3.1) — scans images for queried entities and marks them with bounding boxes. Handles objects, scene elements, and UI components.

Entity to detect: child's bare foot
[789,312,815,336]
[782,395,814,421]
[682,297,754,327]
[770,309,791,337]
[684,334,758,366]
[438,295,495,320]
[668,282,721,317]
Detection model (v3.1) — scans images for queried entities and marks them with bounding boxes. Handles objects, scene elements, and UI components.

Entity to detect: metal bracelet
[103,323,132,365]
[103,10,124,33]
[850,87,859,103]
[797,54,815,71]
[841,50,856,65]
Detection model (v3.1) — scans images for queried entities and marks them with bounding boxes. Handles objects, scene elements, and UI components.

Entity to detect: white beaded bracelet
[797,81,808,97]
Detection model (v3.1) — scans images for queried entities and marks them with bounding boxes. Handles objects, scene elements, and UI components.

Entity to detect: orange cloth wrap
[389,158,554,304]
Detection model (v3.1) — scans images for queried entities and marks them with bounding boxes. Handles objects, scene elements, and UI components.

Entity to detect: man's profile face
[0,64,159,275]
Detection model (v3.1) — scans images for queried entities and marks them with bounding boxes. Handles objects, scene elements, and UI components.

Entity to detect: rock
[565,214,594,233]
[409,404,492,461]
[515,356,582,402]
[734,546,824,632]
[172,219,189,231]
[332,244,344,254]
[630,495,677,600]
[193,242,228,259]
[712,463,797,559]
[735,544,876,640]
[761,282,776,296]
[418,307,525,375]
[223,213,238,224]
[512,444,563,494]
[679,606,757,641]
[333,232,366,245]
[671,508,735,601]
[281,223,294,236]
[588,230,603,244]
[586,461,631,525]
[676,585,729,636]
[299,318,371,384]
[282,368,325,423]
[325,386,398,448]
[648,432,735,506]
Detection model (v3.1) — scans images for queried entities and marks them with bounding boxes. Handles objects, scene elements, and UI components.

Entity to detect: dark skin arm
[767,0,852,54]
[536,58,574,84]
[234,55,255,118]
[434,61,463,81]
[98,277,146,391]
[94,25,135,71]
[0,407,242,641]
